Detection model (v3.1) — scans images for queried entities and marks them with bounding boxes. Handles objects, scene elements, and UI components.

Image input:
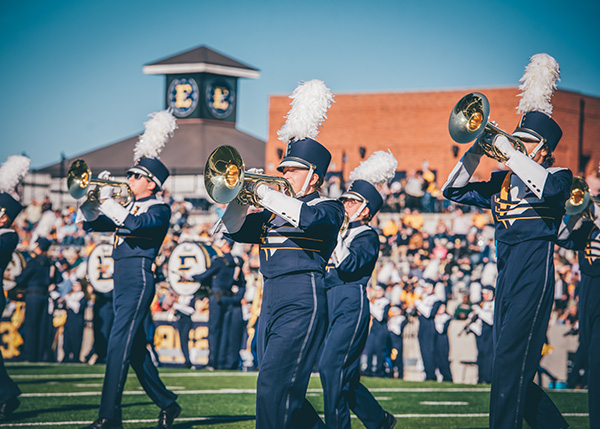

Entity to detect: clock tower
[143,46,260,124]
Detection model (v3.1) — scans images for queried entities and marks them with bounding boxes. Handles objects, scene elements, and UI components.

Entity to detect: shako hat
[513,53,562,152]
[127,110,177,190]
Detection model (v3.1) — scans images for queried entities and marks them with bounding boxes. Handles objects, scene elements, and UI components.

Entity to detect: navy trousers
[476,323,493,384]
[93,294,114,363]
[319,284,385,429]
[24,293,48,362]
[207,296,225,368]
[389,333,404,379]
[434,333,452,382]
[177,313,193,366]
[579,274,600,429]
[256,272,326,429]
[0,292,20,404]
[417,317,436,381]
[363,320,388,377]
[98,257,177,421]
[490,240,567,429]
[219,305,244,369]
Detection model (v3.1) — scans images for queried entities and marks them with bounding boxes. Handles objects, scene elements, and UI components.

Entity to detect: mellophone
[86,241,220,295]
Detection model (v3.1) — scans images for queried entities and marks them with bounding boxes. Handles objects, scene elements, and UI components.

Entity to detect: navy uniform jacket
[443,168,572,244]
[229,192,344,279]
[15,253,57,293]
[193,253,237,293]
[83,196,170,260]
[325,221,379,289]
[558,219,600,277]
[0,229,18,292]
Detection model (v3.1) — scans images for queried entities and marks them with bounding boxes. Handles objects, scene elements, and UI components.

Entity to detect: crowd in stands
[0,168,585,383]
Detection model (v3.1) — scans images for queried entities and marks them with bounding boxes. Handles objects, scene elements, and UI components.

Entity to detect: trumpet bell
[566,176,592,216]
[67,159,92,200]
[66,158,133,206]
[204,145,246,204]
[449,92,490,144]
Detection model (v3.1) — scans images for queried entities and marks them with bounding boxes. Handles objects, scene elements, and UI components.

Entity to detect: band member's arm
[443,171,506,209]
[442,139,485,190]
[442,139,502,209]
[556,215,596,250]
[217,199,249,234]
[191,259,222,284]
[494,136,573,199]
[99,200,171,233]
[0,231,18,254]
[332,230,379,275]
[255,184,345,230]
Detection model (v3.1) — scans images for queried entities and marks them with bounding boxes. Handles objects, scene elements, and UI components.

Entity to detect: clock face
[167,77,200,117]
[206,78,235,119]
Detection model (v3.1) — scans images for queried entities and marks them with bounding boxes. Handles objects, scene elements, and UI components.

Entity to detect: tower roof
[143,45,260,79]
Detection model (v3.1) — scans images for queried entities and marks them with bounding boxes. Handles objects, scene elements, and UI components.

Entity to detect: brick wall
[265,88,600,186]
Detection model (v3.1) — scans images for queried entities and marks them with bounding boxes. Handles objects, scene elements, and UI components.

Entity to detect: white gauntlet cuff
[505,151,548,199]
[256,185,302,227]
[215,199,248,234]
[99,198,129,226]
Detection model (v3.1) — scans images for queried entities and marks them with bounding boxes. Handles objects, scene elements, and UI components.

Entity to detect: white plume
[349,150,398,185]
[277,79,334,143]
[133,110,177,161]
[0,155,30,194]
[517,53,560,116]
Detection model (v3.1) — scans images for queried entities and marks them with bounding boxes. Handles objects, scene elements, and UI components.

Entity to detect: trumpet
[204,145,295,206]
[449,92,527,162]
[67,159,133,206]
[566,176,599,220]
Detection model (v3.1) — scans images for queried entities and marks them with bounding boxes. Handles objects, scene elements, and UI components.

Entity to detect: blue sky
[1,0,599,169]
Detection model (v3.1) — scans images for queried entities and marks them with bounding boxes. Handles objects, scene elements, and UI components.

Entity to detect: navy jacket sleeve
[443,171,507,209]
[337,229,380,280]
[557,219,595,251]
[192,258,223,284]
[228,211,270,244]
[83,215,118,232]
[299,199,345,230]
[122,204,171,236]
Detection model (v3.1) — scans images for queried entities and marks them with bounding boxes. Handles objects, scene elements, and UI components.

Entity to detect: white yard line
[0,413,590,427]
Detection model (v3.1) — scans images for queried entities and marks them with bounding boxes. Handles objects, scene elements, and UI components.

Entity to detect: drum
[87,243,115,293]
[168,241,218,295]
[3,251,27,291]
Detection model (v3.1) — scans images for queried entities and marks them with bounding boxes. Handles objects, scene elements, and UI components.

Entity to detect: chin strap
[528,141,546,159]
[348,200,368,223]
[295,166,315,198]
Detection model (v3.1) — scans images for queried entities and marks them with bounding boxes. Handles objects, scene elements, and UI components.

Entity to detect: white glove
[493,135,518,160]
[98,170,112,180]
[99,185,114,201]
[247,168,264,175]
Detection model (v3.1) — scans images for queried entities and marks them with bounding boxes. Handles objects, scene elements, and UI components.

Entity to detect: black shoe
[377,411,396,429]
[80,417,123,429]
[155,402,181,429]
[0,397,20,420]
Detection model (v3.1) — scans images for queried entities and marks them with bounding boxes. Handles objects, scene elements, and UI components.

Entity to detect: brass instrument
[204,145,295,205]
[67,159,133,206]
[566,176,600,220]
[449,92,528,162]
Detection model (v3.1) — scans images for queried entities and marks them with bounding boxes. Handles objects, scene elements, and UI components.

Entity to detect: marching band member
[0,155,29,420]
[556,181,600,429]
[62,280,87,363]
[364,285,391,378]
[442,53,570,428]
[77,111,181,429]
[188,237,238,370]
[217,80,344,428]
[319,150,398,429]
[17,236,58,363]
[470,285,495,384]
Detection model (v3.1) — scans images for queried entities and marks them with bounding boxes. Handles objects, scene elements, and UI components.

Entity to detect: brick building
[265,88,600,187]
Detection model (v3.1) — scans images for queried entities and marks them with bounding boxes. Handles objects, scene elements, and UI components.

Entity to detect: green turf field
[0,363,589,428]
